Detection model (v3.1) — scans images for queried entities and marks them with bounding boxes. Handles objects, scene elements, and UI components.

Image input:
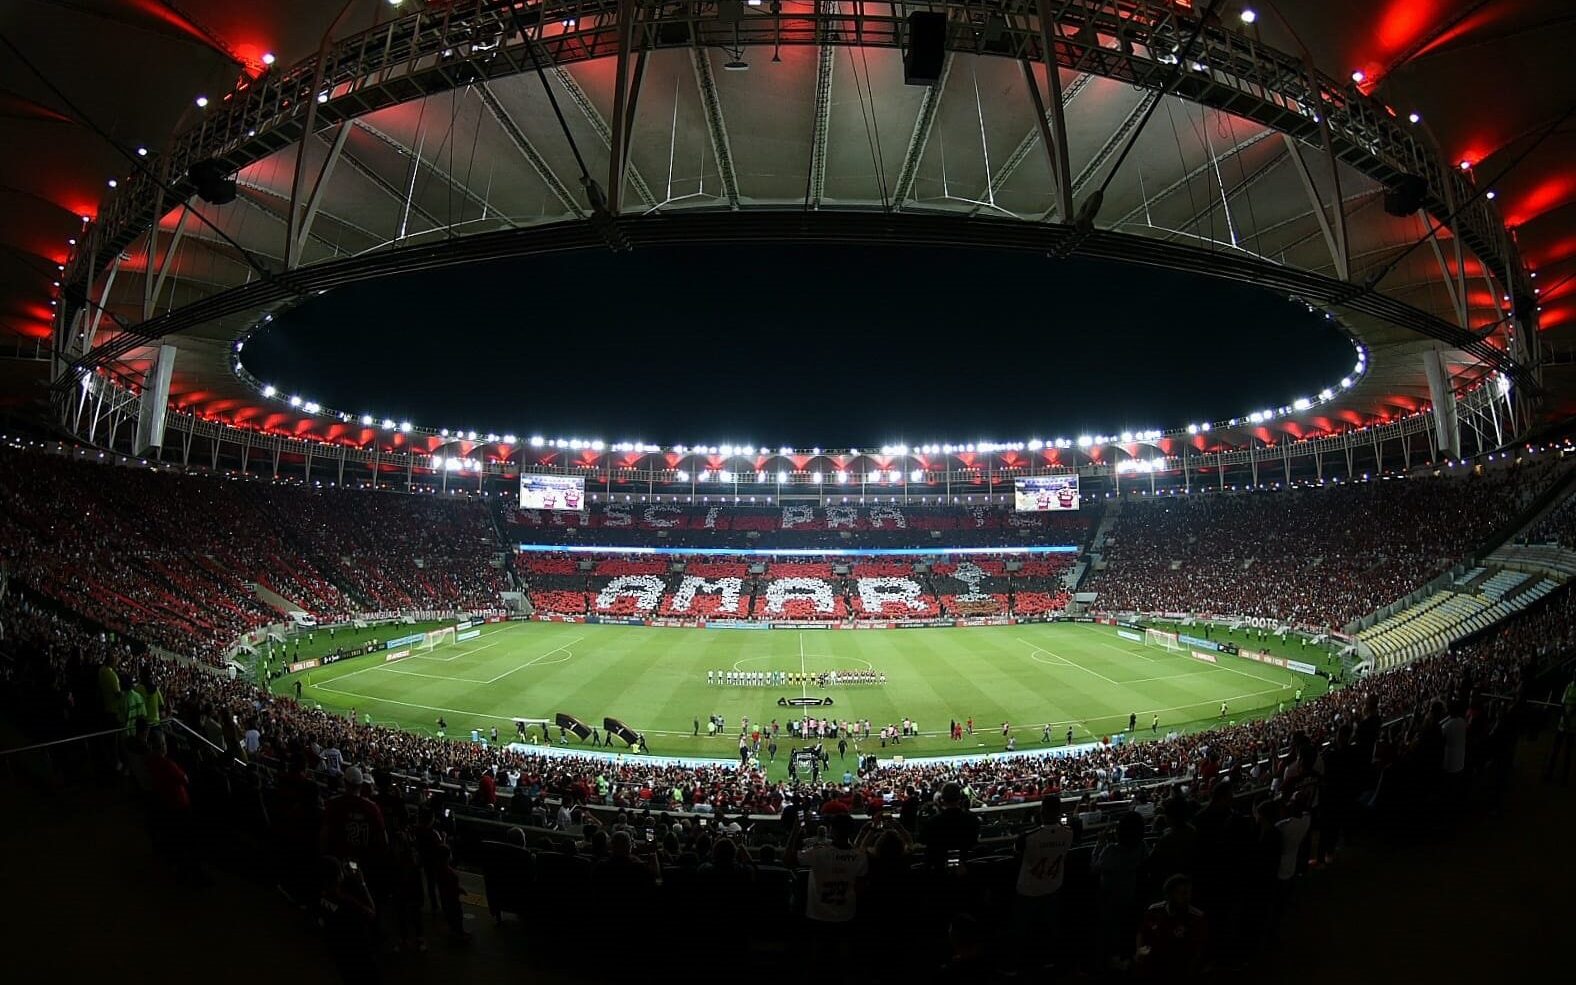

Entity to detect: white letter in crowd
[868,505,907,528]
[642,504,680,527]
[781,505,814,528]
[764,577,835,614]
[603,504,633,527]
[594,575,663,611]
[668,576,743,614]
[855,577,927,613]
[825,505,857,529]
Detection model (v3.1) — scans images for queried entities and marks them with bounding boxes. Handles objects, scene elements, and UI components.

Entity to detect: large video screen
[1015,475,1080,512]
[520,474,585,511]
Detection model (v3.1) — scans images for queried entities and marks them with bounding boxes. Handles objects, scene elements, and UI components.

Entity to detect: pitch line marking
[799,632,808,701]
[321,633,580,686]
[481,635,584,685]
[1093,639,1165,664]
[729,653,873,673]
[1016,637,1124,685]
[409,629,512,662]
[310,685,520,723]
[376,666,497,684]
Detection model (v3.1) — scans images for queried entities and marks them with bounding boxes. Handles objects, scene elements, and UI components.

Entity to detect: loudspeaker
[1383,173,1427,217]
[603,717,643,748]
[904,12,947,86]
[555,712,591,740]
[189,159,237,205]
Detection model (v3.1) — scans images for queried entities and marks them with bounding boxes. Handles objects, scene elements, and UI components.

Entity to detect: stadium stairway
[249,581,303,617]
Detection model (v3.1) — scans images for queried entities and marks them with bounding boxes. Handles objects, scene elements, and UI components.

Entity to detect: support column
[1422,348,1462,460]
[606,0,638,214]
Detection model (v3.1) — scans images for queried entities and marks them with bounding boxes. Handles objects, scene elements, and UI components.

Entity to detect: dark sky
[245,244,1353,446]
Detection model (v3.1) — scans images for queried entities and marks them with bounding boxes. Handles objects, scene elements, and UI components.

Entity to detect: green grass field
[273,621,1331,776]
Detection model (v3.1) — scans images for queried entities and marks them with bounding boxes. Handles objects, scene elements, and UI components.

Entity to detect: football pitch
[274,622,1332,775]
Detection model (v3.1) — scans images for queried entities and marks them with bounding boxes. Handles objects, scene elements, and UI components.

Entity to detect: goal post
[417,626,456,653]
[1144,628,1183,652]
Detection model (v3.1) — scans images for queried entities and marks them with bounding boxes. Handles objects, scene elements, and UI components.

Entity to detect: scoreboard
[1014,475,1080,512]
[520,474,585,511]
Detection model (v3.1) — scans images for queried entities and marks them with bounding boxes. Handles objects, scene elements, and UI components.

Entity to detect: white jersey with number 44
[1017,823,1074,897]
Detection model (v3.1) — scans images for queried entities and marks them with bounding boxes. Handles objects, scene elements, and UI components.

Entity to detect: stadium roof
[2,1,1571,461]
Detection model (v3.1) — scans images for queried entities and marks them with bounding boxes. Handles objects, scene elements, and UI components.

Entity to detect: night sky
[245,244,1354,446]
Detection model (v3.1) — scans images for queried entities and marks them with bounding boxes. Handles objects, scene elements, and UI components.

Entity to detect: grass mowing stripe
[276,622,1331,778]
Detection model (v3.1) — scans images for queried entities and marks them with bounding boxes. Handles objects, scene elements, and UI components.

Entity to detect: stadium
[1,1,1574,981]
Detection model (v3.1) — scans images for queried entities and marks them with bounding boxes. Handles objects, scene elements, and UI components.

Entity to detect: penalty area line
[481,635,584,685]
[309,684,520,724]
[1016,637,1123,686]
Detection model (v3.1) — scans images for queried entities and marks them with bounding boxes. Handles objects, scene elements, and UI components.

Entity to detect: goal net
[417,626,456,653]
[1144,628,1183,652]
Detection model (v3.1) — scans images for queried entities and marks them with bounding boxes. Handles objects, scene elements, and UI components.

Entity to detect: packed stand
[1524,486,1576,549]
[507,501,1095,549]
[0,447,505,663]
[1088,465,1558,629]
[3,568,1568,978]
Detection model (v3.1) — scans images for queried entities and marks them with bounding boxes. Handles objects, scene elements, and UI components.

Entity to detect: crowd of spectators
[0,447,506,663]
[505,501,1096,549]
[1524,487,1576,549]
[521,552,1071,620]
[1087,464,1561,629]
[9,442,1576,978]
[4,562,1568,979]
